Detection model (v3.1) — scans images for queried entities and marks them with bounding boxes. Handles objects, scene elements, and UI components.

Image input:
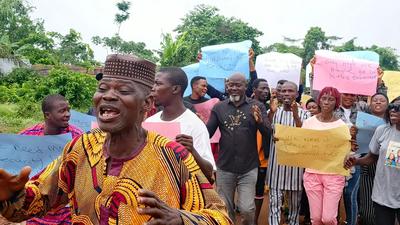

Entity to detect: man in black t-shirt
[184,76,209,104]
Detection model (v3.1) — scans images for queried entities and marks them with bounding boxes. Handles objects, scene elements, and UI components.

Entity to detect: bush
[44,67,97,109]
[0,103,41,133]
[0,68,41,86]
[0,67,97,109]
[16,101,41,119]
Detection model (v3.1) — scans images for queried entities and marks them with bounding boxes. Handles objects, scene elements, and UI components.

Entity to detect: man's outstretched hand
[0,166,31,201]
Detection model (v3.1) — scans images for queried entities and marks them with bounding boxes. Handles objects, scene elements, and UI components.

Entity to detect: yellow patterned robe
[1,130,231,225]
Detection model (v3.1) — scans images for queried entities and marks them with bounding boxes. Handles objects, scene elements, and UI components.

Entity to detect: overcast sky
[29,0,400,62]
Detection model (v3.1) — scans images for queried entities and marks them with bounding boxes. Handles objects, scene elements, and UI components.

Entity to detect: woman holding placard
[301,87,351,225]
[345,96,400,225]
[359,93,389,225]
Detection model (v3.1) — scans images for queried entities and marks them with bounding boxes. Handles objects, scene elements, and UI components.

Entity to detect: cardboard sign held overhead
[255,52,302,88]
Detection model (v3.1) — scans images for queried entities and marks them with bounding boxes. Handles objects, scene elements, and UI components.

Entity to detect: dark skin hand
[344,152,379,169]
[175,134,214,183]
[252,105,263,123]
[268,98,278,122]
[350,139,358,152]
[350,126,358,139]
[290,101,302,127]
[137,189,183,225]
[175,134,195,153]
[0,166,31,201]
[291,101,299,116]
[344,156,357,169]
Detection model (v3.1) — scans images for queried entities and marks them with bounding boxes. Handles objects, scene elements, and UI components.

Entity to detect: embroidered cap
[103,54,156,88]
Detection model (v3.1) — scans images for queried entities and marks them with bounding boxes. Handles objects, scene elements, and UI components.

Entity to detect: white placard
[255,52,302,88]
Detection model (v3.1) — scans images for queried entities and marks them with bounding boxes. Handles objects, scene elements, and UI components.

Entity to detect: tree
[158,33,192,67]
[368,45,399,71]
[115,1,131,35]
[332,38,363,52]
[0,0,52,64]
[302,27,330,68]
[173,4,263,64]
[263,43,304,58]
[0,0,98,67]
[0,0,43,44]
[52,29,95,66]
[14,32,57,65]
[92,35,157,62]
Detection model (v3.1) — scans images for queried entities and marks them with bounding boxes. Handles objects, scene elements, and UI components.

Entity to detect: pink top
[301,115,346,174]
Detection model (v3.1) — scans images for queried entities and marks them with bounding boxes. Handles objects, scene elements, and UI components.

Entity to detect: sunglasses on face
[388,103,400,112]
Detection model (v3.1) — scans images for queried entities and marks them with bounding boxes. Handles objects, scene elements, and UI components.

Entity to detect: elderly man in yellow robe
[0,54,232,225]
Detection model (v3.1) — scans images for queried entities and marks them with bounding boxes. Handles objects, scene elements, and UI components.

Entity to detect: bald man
[207,73,271,225]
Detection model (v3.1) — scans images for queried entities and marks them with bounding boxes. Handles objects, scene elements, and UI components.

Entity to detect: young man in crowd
[268,81,310,225]
[184,76,209,104]
[252,78,272,224]
[17,94,83,224]
[147,67,216,182]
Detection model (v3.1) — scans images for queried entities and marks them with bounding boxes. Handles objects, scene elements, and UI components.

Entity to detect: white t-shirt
[145,109,216,170]
[342,107,352,124]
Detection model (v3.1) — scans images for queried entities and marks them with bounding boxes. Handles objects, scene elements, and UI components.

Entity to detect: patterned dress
[1,130,231,225]
[19,123,83,225]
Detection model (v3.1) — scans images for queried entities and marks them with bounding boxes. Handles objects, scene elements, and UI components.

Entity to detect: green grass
[0,103,42,134]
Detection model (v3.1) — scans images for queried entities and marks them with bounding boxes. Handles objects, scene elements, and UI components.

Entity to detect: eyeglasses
[388,103,400,112]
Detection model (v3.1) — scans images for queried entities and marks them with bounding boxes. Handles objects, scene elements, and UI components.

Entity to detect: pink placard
[142,122,181,140]
[193,98,221,143]
[90,121,180,140]
[313,54,378,96]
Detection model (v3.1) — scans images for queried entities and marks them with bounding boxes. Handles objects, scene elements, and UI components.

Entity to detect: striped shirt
[267,106,310,191]
[19,123,83,138]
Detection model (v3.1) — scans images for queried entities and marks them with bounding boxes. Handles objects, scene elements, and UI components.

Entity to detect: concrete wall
[0,58,18,75]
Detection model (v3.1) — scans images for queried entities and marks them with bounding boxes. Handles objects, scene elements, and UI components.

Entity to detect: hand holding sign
[344,154,357,169]
[175,134,195,153]
[0,166,31,201]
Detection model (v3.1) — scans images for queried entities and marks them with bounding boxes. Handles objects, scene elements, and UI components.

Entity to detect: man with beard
[0,54,231,225]
[267,81,310,225]
[207,73,271,225]
[251,78,272,224]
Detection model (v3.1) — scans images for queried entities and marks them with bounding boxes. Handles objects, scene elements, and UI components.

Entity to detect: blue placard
[199,40,252,79]
[182,63,225,97]
[0,133,72,176]
[356,112,386,154]
[342,51,380,63]
[70,110,96,132]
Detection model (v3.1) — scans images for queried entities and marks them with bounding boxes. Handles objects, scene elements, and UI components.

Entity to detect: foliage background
[0,0,399,133]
